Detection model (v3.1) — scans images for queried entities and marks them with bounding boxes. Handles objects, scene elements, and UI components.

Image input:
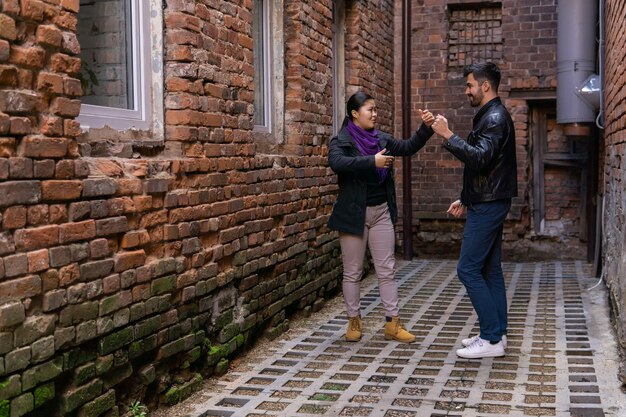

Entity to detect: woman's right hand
[375,149,394,169]
[418,109,435,127]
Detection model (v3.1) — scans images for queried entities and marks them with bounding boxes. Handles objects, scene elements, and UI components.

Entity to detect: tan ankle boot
[385,316,415,343]
[345,316,362,342]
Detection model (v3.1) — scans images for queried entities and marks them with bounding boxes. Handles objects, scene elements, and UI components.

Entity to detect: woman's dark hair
[463,62,501,92]
[341,91,374,129]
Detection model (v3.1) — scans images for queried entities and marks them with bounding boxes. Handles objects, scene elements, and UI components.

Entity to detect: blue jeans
[457,199,511,342]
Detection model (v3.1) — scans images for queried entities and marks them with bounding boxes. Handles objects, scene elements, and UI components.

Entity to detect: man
[431,62,517,359]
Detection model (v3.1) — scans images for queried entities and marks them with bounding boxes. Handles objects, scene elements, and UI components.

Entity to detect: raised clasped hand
[418,109,435,127]
[432,114,449,137]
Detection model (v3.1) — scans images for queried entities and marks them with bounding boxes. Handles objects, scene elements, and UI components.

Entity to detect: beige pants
[339,203,399,318]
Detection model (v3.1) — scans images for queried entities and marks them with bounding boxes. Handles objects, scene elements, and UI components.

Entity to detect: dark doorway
[530,103,598,261]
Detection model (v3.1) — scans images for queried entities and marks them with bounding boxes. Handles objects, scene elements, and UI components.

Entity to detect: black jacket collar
[473,97,502,125]
[337,127,354,145]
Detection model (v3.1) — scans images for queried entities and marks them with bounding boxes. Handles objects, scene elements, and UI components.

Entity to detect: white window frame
[254,0,273,133]
[77,0,163,133]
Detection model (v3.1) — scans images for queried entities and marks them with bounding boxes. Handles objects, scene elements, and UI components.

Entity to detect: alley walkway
[161,260,625,417]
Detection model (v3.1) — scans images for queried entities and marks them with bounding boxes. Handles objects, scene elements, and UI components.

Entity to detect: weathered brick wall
[284,0,335,150]
[602,0,626,383]
[394,0,576,260]
[0,1,396,417]
[344,0,395,134]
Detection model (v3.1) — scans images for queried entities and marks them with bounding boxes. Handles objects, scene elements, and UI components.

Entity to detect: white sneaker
[462,334,507,349]
[456,337,505,358]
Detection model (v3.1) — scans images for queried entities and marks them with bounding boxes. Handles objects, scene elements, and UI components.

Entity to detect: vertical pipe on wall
[556,0,598,124]
[597,0,605,130]
[401,0,412,260]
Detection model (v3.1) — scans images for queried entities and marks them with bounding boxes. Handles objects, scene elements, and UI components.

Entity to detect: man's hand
[447,199,465,218]
[374,149,394,169]
[432,115,454,140]
[418,109,435,127]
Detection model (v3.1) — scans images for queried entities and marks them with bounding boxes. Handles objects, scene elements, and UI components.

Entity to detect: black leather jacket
[327,124,433,235]
[443,97,517,205]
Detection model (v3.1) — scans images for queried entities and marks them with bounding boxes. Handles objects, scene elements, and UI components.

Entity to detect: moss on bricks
[266,325,282,340]
[158,338,184,359]
[150,275,176,296]
[234,334,244,348]
[34,382,55,408]
[0,400,9,417]
[74,363,96,386]
[219,344,229,358]
[218,323,240,343]
[164,387,180,406]
[224,337,238,355]
[179,374,202,401]
[64,348,97,371]
[128,341,143,359]
[215,358,229,375]
[184,346,201,365]
[60,379,103,414]
[214,309,233,329]
[0,375,20,401]
[98,327,134,355]
[77,389,115,417]
[206,345,221,366]
[22,357,63,391]
[99,295,122,317]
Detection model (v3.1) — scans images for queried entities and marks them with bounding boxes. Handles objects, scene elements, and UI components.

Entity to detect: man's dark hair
[463,62,501,92]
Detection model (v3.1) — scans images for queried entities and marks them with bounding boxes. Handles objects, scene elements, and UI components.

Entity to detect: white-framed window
[77,0,163,132]
[253,0,272,132]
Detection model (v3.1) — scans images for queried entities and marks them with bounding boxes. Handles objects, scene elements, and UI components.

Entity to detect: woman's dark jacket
[443,97,518,205]
[327,124,434,235]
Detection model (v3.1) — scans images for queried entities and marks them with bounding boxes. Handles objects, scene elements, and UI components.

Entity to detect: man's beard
[468,93,482,107]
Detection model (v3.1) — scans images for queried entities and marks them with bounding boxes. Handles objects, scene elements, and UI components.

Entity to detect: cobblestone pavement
[175,260,626,417]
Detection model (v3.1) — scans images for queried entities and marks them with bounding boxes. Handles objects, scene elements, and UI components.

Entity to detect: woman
[328,92,435,343]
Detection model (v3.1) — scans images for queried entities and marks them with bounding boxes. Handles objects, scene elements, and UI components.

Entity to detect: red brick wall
[0,0,396,416]
[345,0,396,134]
[602,0,626,381]
[284,0,335,151]
[393,0,577,259]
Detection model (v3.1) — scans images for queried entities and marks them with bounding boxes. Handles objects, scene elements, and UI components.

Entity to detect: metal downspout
[401,0,412,260]
[556,0,598,125]
[597,0,605,130]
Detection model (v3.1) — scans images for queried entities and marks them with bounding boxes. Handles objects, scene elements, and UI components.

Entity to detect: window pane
[253,0,265,126]
[78,0,134,109]
[448,6,503,70]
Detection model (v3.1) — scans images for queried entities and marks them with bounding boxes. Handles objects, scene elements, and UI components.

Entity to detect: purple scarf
[346,120,388,183]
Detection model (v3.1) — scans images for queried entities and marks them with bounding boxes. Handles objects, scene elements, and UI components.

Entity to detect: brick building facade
[394,0,596,261]
[0,0,396,415]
